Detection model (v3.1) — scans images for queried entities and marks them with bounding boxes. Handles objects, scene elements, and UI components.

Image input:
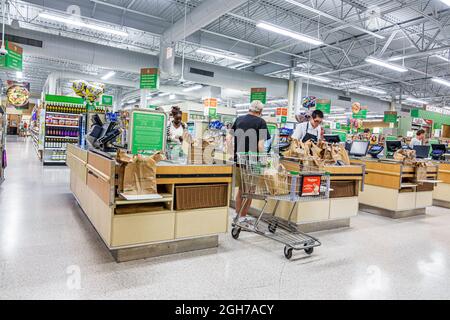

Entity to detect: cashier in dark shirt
[231,100,271,226]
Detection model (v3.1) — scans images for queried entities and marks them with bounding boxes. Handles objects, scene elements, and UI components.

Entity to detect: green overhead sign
[250,88,267,104]
[384,111,398,123]
[316,99,331,114]
[353,109,368,119]
[140,68,159,90]
[0,41,23,71]
[101,95,113,106]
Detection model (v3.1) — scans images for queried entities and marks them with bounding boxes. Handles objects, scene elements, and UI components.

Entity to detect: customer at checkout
[410,129,426,148]
[231,100,271,226]
[292,110,324,142]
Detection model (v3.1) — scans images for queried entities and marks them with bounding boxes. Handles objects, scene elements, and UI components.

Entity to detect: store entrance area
[1,137,450,299]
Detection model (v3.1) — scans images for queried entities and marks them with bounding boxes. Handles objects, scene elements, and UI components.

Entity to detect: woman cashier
[292,110,324,142]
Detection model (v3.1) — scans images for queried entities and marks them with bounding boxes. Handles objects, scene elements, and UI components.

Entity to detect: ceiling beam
[162,0,248,44]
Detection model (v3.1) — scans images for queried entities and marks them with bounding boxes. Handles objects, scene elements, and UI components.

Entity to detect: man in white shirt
[292,110,324,142]
[410,129,425,148]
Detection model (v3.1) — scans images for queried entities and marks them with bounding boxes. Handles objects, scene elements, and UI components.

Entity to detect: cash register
[431,144,447,161]
[385,140,402,159]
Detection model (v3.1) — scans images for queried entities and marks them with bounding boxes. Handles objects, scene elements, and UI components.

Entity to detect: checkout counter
[351,157,439,219]
[433,162,450,208]
[67,144,232,262]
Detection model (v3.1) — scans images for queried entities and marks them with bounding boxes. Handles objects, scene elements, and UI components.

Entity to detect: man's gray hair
[249,100,264,113]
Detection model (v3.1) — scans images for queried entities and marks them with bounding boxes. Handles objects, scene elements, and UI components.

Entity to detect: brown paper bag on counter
[117,150,164,196]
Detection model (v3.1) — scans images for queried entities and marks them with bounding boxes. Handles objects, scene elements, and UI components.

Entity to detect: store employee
[292,110,324,142]
[410,129,426,148]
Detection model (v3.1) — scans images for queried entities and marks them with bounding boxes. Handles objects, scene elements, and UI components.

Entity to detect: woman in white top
[168,110,187,144]
[292,110,324,142]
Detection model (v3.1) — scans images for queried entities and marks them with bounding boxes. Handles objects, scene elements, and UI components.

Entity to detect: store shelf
[46,117,80,121]
[46,111,82,116]
[45,136,78,140]
[45,124,79,129]
[115,193,173,205]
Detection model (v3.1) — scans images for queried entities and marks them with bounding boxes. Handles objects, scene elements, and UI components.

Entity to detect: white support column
[293,79,303,116]
[287,79,295,119]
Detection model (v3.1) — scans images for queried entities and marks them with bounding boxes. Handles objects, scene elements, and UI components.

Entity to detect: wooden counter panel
[111,211,175,247]
[87,168,114,206]
[88,151,115,179]
[157,177,232,185]
[175,207,228,239]
[365,172,400,189]
[157,165,232,176]
[67,153,87,185]
[438,163,450,184]
[67,144,88,162]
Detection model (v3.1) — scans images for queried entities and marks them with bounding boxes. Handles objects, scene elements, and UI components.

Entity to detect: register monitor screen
[324,135,341,144]
[432,144,447,152]
[413,145,430,159]
[386,140,402,153]
[349,140,370,157]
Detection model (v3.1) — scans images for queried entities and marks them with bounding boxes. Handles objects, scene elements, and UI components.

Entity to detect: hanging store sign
[140,68,159,90]
[204,98,218,118]
[0,41,23,71]
[101,95,114,106]
[250,88,267,104]
[276,107,288,124]
[315,99,331,114]
[384,111,398,123]
[352,102,368,119]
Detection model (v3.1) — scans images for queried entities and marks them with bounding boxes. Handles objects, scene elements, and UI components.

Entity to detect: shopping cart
[232,153,330,260]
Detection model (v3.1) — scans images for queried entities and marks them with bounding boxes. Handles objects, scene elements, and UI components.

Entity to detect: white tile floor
[1,136,450,299]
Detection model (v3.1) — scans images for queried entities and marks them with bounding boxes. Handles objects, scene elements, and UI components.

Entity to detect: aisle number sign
[250,88,267,104]
[0,41,23,71]
[130,110,167,155]
[316,99,331,114]
[276,107,288,124]
[204,98,218,119]
[101,95,114,106]
[140,68,159,90]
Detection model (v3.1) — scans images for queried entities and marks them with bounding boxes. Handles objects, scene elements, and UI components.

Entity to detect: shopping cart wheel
[304,247,314,255]
[231,227,241,240]
[284,246,293,260]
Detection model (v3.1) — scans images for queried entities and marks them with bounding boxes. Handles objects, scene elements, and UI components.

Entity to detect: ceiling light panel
[257,22,323,46]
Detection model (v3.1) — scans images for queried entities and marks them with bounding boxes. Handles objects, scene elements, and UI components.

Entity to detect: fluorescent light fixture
[365,57,408,72]
[235,102,251,108]
[439,0,450,7]
[358,85,387,95]
[101,71,115,80]
[196,48,252,64]
[293,71,331,83]
[432,77,450,88]
[38,12,128,37]
[169,94,176,100]
[127,99,137,104]
[267,99,288,104]
[406,97,427,104]
[257,22,323,46]
[158,92,171,97]
[182,85,203,93]
[16,71,23,78]
[331,107,346,112]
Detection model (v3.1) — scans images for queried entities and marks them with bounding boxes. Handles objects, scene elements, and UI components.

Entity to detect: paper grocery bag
[415,164,428,183]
